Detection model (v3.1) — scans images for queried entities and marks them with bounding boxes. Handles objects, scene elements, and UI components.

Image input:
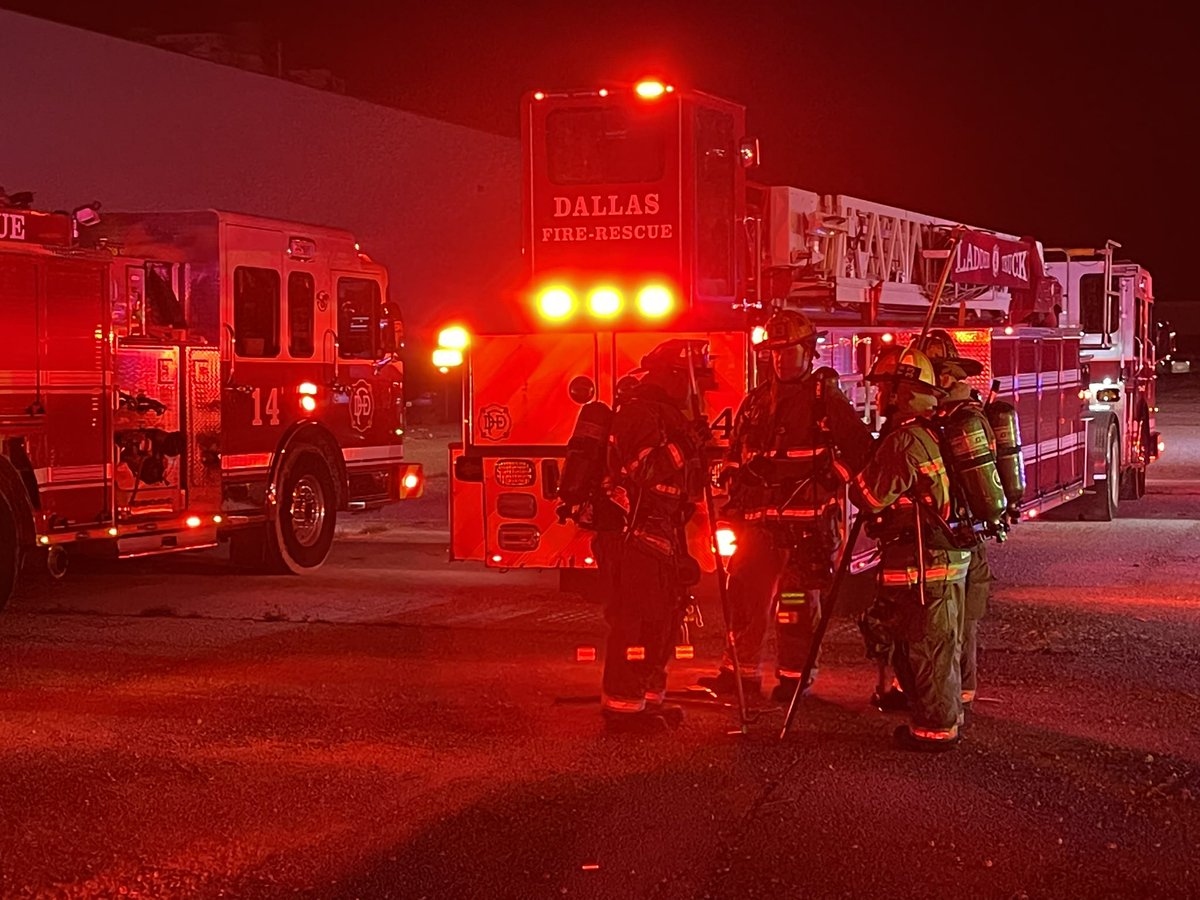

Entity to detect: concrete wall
[0,10,522,369]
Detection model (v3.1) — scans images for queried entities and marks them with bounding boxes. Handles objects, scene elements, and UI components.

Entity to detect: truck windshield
[337,277,382,359]
[545,106,667,185]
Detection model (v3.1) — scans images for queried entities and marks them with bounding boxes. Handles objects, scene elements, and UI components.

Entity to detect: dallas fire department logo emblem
[350,380,374,433]
[479,404,512,441]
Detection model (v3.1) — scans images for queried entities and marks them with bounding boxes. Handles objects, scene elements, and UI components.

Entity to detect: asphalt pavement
[1,379,1198,899]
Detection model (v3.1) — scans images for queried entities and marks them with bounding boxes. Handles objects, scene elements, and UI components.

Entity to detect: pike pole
[779,511,867,740]
[914,225,966,351]
[687,351,750,734]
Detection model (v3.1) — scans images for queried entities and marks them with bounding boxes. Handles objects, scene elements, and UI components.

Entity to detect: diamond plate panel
[185,347,223,509]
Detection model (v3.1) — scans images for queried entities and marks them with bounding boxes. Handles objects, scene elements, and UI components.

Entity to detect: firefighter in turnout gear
[597,339,713,734]
[852,345,970,751]
[924,331,996,722]
[697,310,873,703]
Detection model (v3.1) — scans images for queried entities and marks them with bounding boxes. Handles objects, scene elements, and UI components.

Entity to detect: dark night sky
[6,1,1195,316]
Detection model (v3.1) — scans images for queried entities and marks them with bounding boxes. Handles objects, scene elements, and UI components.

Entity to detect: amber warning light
[432,325,470,372]
[537,287,575,321]
[534,282,675,323]
[635,80,674,99]
[636,284,673,318]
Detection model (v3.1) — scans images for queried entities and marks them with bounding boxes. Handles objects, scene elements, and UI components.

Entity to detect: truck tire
[265,449,337,573]
[1080,424,1120,522]
[1119,418,1149,501]
[0,494,18,611]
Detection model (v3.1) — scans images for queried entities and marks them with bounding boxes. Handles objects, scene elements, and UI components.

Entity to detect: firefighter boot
[958,701,973,729]
[695,668,762,699]
[602,707,673,735]
[893,724,959,752]
[644,700,686,729]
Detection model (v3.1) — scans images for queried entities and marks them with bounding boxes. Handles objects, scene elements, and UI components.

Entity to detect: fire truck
[0,196,422,609]
[440,82,1161,586]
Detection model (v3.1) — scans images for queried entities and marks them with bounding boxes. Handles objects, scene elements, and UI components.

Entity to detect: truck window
[1080,272,1118,335]
[288,272,315,358]
[234,266,280,358]
[545,107,666,185]
[145,261,187,330]
[694,106,736,299]
[338,277,381,359]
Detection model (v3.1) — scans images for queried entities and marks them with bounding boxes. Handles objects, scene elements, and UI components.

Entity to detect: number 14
[251,387,280,426]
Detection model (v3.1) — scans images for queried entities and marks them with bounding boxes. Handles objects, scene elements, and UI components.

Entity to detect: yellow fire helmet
[922,329,984,378]
[866,344,943,395]
[759,309,821,349]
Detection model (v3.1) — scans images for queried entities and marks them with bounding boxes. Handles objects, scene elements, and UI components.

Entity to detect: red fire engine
[439,82,1161,585]
[0,196,422,608]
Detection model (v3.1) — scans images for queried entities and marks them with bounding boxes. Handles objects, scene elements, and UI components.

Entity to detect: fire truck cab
[0,202,422,609]
[1045,246,1160,518]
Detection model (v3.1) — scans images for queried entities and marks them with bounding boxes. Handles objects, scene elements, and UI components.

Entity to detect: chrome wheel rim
[289,474,326,548]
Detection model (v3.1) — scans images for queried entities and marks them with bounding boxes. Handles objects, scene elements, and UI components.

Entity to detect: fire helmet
[638,338,717,390]
[640,338,710,372]
[865,345,943,395]
[759,309,821,349]
[922,329,983,379]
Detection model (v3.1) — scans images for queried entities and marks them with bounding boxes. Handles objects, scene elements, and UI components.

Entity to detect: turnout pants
[860,544,970,739]
[596,532,687,713]
[720,523,826,682]
[960,542,993,703]
[895,578,966,737]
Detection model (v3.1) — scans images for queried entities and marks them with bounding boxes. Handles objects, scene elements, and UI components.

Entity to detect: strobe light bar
[533,281,676,324]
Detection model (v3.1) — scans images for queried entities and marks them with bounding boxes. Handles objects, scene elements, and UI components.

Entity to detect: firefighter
[852,345,970,751]
[698,310,873,703]
[858,343,910,713]
[923,331,995,722]
[597,339,713,734]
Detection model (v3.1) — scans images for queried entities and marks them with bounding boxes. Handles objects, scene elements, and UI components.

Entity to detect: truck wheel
[265,450,337,573]
[0,494,18,611]
[1120,419,1149,501]
[1080,424,1119,522]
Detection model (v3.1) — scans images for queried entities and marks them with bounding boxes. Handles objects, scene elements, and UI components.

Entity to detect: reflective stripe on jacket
[852,416,967,584]
[725,373,873,521]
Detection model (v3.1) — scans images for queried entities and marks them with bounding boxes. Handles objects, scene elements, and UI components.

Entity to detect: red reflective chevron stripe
[854,474,886,511]
[602,694,645,712]
[909,724,959,741]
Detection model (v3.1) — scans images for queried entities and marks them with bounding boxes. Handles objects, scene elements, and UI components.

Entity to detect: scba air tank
[941,404,1007,534]
[557,400,614,509]
[986,399,1026,513]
